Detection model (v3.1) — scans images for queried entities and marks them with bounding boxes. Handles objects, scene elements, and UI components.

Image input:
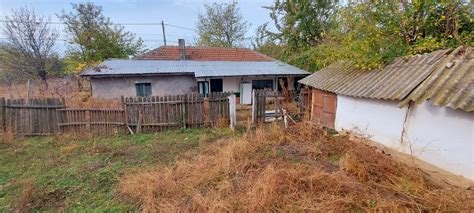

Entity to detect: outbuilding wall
[90,75,197,99]
[334,95,473,180]
[405,101,474,180]
[335,95,408,148]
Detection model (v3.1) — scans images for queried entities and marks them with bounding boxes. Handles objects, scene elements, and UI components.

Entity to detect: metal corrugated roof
[400,46,473,111]
[81,59,309,77]
[299,46,474,112]
[299,49,450,100]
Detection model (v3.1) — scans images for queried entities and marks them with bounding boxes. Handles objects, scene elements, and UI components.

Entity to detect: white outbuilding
[299,46,473,180]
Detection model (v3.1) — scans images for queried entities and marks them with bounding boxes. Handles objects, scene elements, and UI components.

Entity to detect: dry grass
[118,122,473,212]
[0,77,122,108]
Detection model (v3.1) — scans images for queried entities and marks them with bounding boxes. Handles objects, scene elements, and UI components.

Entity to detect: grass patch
[0,128,235,211]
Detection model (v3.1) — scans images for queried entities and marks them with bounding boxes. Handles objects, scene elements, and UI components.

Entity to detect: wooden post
[204,96,209,125]
[137,111,142,134]
[251,89,257,124]
[275,90,280,120]
[228,94,236,130]
[0,97,5,131]
[182,94,187,129]
[121,96,134,134]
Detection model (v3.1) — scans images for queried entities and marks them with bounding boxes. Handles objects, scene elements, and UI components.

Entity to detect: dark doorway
[252,80,273,90]
[210,79,223,92]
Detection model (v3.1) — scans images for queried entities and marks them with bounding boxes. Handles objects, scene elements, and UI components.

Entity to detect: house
[299,46,473,180]
[81,39,310,104]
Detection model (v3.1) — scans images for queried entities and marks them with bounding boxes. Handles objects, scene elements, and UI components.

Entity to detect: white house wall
[335,95,408,148]
[222,78,240,92]
[405,101,474,180]
[335,95,474,180]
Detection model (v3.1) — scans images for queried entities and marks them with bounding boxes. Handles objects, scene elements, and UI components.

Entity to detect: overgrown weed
[119,122,474,211]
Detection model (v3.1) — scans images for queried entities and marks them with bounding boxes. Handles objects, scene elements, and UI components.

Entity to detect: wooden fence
[58,108,127,135]
[252,89,311,124]
[299,87,312,116]
[0,92,233,136]
[0,98,64,136]
[122,92,230,133]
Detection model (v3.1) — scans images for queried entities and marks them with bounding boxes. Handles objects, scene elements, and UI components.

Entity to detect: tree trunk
[38,69,48,95]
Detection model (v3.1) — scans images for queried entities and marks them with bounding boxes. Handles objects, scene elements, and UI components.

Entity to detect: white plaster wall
[222,77,240,92]
[405,101,474,180]
[335,95,408,148]
[336,95,474,180]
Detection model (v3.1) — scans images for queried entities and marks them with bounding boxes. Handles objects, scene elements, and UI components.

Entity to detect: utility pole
[161,20,167,46]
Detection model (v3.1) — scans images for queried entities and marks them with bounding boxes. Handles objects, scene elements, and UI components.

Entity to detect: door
[241,83,252,105]
[312,89,337,128]
[210,79,223,92]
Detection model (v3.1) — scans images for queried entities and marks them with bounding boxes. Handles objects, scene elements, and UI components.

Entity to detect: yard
[0,128,235,211]
[1,123,472,211]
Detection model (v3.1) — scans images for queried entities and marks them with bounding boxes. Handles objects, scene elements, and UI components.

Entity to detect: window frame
[197,81,209,96]
[135,82,152,97]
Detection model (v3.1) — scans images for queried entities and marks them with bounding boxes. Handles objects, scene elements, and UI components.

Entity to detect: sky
[0,0,276,54]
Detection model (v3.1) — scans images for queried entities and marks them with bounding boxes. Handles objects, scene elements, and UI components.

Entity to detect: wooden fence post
[252,89,257,124]
[182,94,187,129]
[136,111,142,134]
[228,94,236,130]
[204,96,209,125]
[0,97,5,131]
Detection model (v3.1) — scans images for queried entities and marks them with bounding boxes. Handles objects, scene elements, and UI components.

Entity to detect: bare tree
[2,7,58,81]
[197,2,249,47]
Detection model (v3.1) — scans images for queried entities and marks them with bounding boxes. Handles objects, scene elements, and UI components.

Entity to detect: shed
[299,46,473,180]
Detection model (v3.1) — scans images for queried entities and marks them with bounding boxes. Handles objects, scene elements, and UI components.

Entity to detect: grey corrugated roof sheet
[81,59,310,77]
[400,46,473,111]
[299,46,473,112]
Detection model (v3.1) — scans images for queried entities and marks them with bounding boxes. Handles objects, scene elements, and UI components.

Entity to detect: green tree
[265,0,337,50]
[251,23,285,59]
[58,3,144,73]
[269,0,473,72]
[197,1,249,47]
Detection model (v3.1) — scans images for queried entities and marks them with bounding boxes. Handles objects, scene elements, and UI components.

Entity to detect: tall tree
[58,3,144,73]
[265,0,337,50]
[251,23,284,59]
[2,7,59,81]
[197,1,249,47]
[265,0,472,72]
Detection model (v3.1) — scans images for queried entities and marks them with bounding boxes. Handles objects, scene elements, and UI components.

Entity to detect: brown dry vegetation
[0,78,122,108]
[118,122,473,212]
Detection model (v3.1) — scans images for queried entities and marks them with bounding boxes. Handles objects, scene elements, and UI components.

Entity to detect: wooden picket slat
[0,97,64,136]
[122,92,230,132]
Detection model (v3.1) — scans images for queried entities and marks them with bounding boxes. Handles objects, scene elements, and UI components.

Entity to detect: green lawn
[0,128,235,211]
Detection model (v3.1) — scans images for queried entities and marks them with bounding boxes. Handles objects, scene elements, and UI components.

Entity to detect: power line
[0,20,197,31]
[163,23,197,32]
[0,37,178,43]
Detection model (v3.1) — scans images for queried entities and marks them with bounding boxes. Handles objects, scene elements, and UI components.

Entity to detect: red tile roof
[135,46,273,61]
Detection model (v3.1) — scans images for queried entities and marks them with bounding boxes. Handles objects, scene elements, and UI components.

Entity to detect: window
[210,79,223,92]
[135,83,152,97]
[252,80,273,90]
[197,81,209,96]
